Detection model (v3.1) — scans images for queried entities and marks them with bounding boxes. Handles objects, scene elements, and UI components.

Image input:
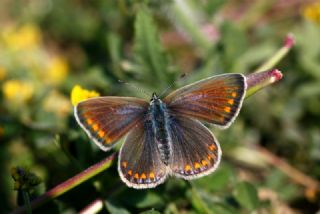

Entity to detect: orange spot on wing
[209,144,216,151]
[207,155,212,160]
[92,123,99,131]
[149,172,155,179]
[98,130,105,138]
[201,160,208,166]
[231,92,237,97]
[141,173,146,179]
[122,161,127,168]
[86,118,93,125]
[228,99,234,105]
[218,116,225,122]
[194,162,201,169]
[134,173,139,179]
[105,136,112,144]
[185,164,191,171]
[128,170,132,176]
[224,107,231,113]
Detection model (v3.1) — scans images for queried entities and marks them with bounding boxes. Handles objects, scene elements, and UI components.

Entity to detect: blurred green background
[1,0,320,213]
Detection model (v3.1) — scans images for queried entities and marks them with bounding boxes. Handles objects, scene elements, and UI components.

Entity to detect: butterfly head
[150,93,160,102]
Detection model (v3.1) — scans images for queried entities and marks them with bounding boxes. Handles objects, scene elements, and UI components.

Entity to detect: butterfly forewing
[75,97,148,151]
[167,116,221,178]
[119,120,168,189]
[164,74,246,128]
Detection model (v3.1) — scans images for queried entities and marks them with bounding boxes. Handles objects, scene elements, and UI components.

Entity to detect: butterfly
[74,73,247,189]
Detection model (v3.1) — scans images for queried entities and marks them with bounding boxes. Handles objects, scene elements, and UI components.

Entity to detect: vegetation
[1,0,320,213]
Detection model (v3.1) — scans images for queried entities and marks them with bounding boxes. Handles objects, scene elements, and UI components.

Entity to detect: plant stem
[244,34,295,97]
[258,147,320,191]
[11,152,116,214]
[79,198,104,214]
[22,192,32,214]
[254,34,295,73]
[245,69,283,98]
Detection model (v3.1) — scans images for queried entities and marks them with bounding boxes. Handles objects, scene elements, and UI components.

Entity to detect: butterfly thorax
[149,93,171,165]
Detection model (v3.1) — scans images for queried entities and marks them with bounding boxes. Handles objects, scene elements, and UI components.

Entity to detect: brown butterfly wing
[167,116,221,179]
[75,97,148,151]
[164,73,246,128]
[118,119,168,189]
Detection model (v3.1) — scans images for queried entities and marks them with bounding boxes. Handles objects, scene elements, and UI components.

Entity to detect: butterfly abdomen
[149,96,171,165]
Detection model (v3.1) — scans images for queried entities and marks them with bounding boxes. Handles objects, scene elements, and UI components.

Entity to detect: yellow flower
[43,90,72,117]
[70,85,100,106]
[0,66,7,80]
[2,24,41,51]
[45,57,69,85]
[2,80,34,103]
[303,1,320,24]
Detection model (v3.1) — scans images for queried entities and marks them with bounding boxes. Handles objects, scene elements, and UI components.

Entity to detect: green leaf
[135,192,164,208]
[133,7,170,88]
[233,181,259,211]
[139,208,161,214]
[105,200,130,214]
[187,187,212,214]
[210,203,238,214]
[106,32,124,79]
[205,0,227,15]
[193,165,233,192]
[169,0,213,55]
[265,169,299,201]
[120,190,164,208]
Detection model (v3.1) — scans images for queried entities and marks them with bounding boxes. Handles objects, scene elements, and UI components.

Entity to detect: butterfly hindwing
[167,116,221,179]
[75,97,148,151]
[164,73,246,128]
[118,119,168,189]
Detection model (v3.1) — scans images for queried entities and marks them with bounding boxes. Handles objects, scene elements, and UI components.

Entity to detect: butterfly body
[149,93,171,165]
[75,73,247,188]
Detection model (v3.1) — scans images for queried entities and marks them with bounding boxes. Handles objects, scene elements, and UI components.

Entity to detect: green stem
[245,34,295,97]
[245,69,283,98]
[254,34,295,73]
[79,198,104,214]
[11,152,116,214]
[22,191,32,214]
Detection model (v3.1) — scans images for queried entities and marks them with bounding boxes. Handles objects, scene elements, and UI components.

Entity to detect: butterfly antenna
[159,73,187,98]
[118,80,151,97]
